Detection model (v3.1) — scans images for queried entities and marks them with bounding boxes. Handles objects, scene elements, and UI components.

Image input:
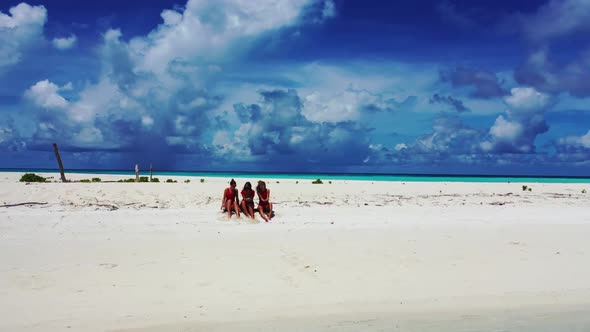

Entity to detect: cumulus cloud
[554,130,590,162]
[480,87,550,154]
[302,87,414,123]
[24,79,70,109]
[16,0,333,169]
[128,0,317,74]
[52,34,77,50]
[440,66,507,98]
[218,89,371,166]
[0,2,47,68]
[429,93,470,112]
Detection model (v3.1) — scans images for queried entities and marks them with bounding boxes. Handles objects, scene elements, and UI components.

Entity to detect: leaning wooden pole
[52,143,67,182]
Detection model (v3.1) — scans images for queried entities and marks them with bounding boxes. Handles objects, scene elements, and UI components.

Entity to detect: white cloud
[558,130,590,149]
[504,87,550,112]
[52,34,77,50]
[0,2,47,67]
[129,0,315,74]
[520,0,590,42]
[24,79,69,109]
[488,115,522,141]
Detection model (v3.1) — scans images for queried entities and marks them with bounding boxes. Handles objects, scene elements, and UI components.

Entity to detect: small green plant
[80,179,91,183]
[583,189,587,194]
[151,178,160,182]
[118,178,136,183]
[200,178,205,183]
[528,187,532,192]
[166,179,177,183]
[19,173,46,182]
[328,181,332,184]
[296,181,299,184]
[92,178,101,182]
[312,179,323,184]
[184,179,191,183]
[522,185,528,191]
[139,176,149,182]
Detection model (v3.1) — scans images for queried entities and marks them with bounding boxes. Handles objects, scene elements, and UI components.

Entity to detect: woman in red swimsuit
[240,181,256,219]
[221,179,240,219]
[256,180,273,222]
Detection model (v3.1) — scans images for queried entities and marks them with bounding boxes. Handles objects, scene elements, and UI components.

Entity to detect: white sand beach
[1,172,590,331]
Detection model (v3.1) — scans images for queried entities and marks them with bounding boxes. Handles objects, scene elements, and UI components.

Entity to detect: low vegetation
[166,179,177,183]
[80,179,91,183]
[312,179,323,184]
[200,178,205,183]
[139,176,149,182]
[19,173,46,182]
[184,179,191,183]
[151,178,160,182]
[92,178,101,182]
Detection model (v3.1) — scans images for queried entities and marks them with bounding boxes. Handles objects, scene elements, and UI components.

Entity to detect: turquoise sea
[2,168,590,183]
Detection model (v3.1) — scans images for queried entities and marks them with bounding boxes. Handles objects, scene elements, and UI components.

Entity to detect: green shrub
[528,187,532,192]
[200,178,205,183]
[117,178,136,183]
[328,181,332,184]
[92,178,101,182]
[151,178,160,182]
[184,179,191,183]
[139,176,149,182]
[583,189,587,194]
[166,179,177,183]
[312,179,323,184]
[19,173,46,182]
[522,185,528,191]
[80,179,91,183]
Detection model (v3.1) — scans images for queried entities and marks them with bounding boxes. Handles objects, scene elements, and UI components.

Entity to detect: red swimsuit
[225,188,237,201]
[258,189,269,208]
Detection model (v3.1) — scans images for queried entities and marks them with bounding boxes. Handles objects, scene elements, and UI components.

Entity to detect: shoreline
[2,170,590,183]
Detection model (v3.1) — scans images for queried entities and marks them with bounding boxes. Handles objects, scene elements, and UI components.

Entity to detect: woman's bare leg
[258,205,269,222]
[225,200,232,219]
[248,206,255,219]
[233,201,241,219]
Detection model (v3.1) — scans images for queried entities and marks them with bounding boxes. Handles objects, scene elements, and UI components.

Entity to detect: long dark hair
[243,181,252,191]
[256,180,267,194]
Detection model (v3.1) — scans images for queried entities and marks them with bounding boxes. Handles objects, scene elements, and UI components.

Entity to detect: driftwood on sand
[0,202,48,208]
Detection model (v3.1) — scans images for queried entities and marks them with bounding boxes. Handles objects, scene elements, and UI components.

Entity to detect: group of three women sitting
[222,179,273,222]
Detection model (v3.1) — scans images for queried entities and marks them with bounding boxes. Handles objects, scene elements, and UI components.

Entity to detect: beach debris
[489,201,510,206]
[312,179,323,184]
[0,202,48,208]
[53,143,68,182]
[19,173,46,183]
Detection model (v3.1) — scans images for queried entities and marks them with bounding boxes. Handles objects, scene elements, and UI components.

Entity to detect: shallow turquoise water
[2,168,590,183]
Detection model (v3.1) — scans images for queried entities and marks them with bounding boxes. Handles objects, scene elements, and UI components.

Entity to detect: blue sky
[1,0,589,175]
